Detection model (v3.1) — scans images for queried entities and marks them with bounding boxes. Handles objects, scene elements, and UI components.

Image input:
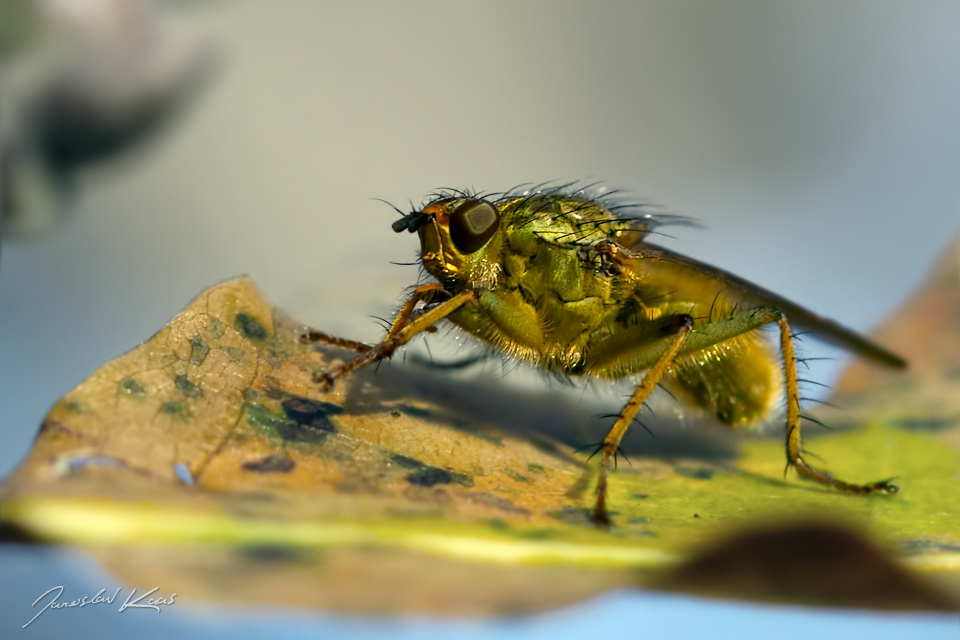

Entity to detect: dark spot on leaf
[450,470,473,486]
[390,453,424,469]
[892,417,956,431]
[235,312,267,341]
[208,316,224,338]
[118,378,145,397]
[281,396,340,432]
[277,422,328,444]
[632,493,649,500]
[242,455,296,473]
[676,467,716,480]
[391,411,401,418]
[238,545,313,563]
[693,513,701,518]
[242,388,260,402]
[64,400,89,414]
[161,401,182,415]
[37,420,89,441]
[174,375,204,399]
[405,467,453,487]
[515,528,557,540]
[38,420,65,435]
[503,468,532,483]
[37,420,57,435]
[188,335,210,365]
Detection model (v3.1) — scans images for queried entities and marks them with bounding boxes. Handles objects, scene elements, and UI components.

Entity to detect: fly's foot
[311,370,337,392]
[591,505,613,529]
[862,479,899,495]
[591,466,614,529]
[792,457,900,495]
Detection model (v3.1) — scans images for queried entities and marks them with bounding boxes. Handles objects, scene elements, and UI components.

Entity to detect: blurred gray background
[1,0,959,637]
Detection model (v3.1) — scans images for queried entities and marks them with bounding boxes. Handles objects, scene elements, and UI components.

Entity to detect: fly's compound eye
[448,200,500,254]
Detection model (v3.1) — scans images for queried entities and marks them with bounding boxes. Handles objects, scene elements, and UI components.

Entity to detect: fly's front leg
[299,283,446,353]
[383,283,446,340]
[313,288,479,391]
[777,315,898,495]
[300,330,372,354]
[594,315,693,527]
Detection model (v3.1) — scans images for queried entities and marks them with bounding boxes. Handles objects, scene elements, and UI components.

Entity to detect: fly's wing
[634,243,907,370]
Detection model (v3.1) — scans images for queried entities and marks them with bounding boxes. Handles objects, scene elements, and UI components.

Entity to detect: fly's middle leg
[593,315,693,527]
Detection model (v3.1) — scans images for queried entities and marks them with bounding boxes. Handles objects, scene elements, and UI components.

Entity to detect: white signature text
[24,586,177,628]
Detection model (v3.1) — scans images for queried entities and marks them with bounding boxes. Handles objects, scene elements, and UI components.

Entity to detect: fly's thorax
[417,198,503,290]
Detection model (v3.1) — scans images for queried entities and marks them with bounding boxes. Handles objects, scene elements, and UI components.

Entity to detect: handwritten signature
[24,586,177,628]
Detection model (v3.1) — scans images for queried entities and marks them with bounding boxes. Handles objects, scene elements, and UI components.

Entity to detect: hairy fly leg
[593,314,693,527]
[777,315,898,495]
[590,308,898,528]
[312,288,479,391]
[300,330,373,353]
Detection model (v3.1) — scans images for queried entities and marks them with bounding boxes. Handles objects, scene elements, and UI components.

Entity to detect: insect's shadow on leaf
[324,352,739,463]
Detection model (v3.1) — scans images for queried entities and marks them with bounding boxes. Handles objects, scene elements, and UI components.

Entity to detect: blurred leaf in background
[0,0,216,239]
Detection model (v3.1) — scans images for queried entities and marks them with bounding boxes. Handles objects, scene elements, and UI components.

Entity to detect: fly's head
[392,198,503,289]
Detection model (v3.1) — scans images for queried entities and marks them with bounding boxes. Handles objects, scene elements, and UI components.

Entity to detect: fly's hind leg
[594,315,694,526]
[777,315,898,495]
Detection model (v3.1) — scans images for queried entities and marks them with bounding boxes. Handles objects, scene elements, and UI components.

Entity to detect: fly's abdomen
[663,330,782,427]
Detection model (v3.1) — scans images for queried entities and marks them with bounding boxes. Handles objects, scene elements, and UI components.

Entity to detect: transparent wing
[632,243,907,369]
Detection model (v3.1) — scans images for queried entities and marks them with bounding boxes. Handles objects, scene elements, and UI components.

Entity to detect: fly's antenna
[391,210,432,233]
[372,198,432,233]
